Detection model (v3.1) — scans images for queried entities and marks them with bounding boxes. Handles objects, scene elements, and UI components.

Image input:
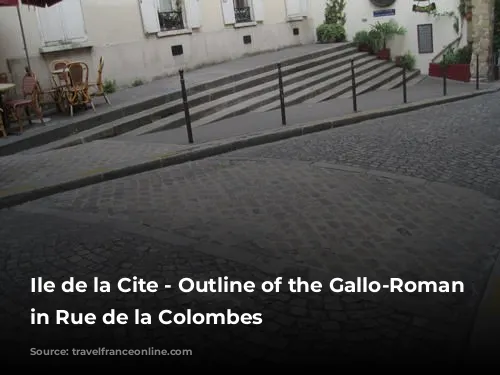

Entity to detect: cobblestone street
[1,93,500,364]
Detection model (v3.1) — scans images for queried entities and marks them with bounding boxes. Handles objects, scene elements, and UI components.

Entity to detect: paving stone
[3,93,500,364]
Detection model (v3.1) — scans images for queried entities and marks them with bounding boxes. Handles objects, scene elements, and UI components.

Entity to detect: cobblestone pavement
[2,93,500,364]
[0,140,188,190]
[231,91,500,200]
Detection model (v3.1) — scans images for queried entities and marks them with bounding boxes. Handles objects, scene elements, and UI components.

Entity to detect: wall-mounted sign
[412,1,436,12]
[373,8,396,17]
[370,0,396,7]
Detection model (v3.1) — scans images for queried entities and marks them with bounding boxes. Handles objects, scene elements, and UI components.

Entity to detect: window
[36,0,87,46]
[285,0,309,20]
[139,0,201,35]
[158,0,185,31]
[234,0,252,23]
[220,0,264,25]
[417,24,434,54]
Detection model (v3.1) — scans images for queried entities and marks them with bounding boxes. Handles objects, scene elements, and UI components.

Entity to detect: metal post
[443,66,447,96]
[402,66,407,104]
[476,53,479,90]
[351,59,357,112]
[277,63,286,126]
[179,69,193,144]
[16,4,31,73]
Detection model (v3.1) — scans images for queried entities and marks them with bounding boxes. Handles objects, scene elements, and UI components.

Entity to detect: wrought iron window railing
[158,11,184,31]
[234,6,252,23]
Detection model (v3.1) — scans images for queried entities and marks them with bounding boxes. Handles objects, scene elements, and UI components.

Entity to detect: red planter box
[357,44,371,53]
[428,63,471,82]
[377,48,391,60]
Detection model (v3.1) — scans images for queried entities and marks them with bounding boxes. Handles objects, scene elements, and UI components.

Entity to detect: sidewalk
[0,44,332,153]
[124,77,493,145]
[0,78,497,209]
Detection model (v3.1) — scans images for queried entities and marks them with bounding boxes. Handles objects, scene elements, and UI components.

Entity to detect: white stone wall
[304,0,468,73]
[344,0,468,73]
[0,0,315,89]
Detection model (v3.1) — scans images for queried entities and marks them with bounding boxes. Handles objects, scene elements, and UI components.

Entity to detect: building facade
[0,0,315,89]
[342,0,470,73]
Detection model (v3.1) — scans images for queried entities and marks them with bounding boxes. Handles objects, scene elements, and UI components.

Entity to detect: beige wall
[0,0,314,89]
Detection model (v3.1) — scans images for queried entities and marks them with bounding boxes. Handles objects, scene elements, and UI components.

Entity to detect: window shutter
[37,3,65,44]
[185,0,201,28]
[139,0,161,33]
[300,0,309,16]
[59,0,87,41]
[285,0,301,18]
[221,0,236,25]
[252,0,264,21]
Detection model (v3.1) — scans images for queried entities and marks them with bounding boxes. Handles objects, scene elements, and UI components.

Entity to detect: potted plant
[428,46,472,81]
[316,23,347,43]
[398,51,416,70]
[353,30,371,52]
[369,20,406,60]
[367,29,382,55]
[394,55,402,66]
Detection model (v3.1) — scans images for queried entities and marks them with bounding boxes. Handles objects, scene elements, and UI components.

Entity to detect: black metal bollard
[476,53,480,90]
[442,66,447,96]
[179,69,194,144]
[277,63,287,126]
[351,59,357,112]
[402,66,407,104]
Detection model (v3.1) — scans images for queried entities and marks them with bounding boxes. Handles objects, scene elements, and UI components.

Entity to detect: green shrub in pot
[353,30,371,51]
[316,23,347,43]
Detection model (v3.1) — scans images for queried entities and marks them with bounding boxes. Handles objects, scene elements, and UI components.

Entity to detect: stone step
[260,59,391,110]
[122,54,376,137]
[301,62,396,104]
[376,69,423,90]
[29,45,360,152]
[7,43,354,155]
[338,66,405,98]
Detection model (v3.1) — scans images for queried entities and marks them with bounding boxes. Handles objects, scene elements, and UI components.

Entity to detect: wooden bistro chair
[66,62,95,117]
[0,108,6,137]
[0,72,8,83]
[89,57,111,105]
[42,60,71,113]
[4,72,44,133]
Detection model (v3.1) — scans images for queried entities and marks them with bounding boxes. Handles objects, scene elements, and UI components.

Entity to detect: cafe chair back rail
[66,61,95,117]
[0,108,6,137]
[4,72,44,133]
[89,57,111,105]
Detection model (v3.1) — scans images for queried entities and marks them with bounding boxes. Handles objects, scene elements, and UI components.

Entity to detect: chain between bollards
[179,69,194,144]
[350,59,357,112]
[277,63,287,126]
[476,53,479,90]
[402,66,407,104]
[442,66,447,96]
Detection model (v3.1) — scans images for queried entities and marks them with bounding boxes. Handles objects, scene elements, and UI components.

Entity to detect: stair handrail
[431,16,466,63]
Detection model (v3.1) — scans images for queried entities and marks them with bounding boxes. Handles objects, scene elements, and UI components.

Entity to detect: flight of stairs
[29,43,420,152]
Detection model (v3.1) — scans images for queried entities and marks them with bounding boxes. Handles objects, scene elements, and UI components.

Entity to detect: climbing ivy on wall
[325,0,346,25]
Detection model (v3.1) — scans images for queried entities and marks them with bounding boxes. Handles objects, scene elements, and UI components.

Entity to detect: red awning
[0,0,62,6]
[0,0,18,5]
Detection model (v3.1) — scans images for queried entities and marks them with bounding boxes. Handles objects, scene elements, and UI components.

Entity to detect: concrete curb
[0,87,497,210]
